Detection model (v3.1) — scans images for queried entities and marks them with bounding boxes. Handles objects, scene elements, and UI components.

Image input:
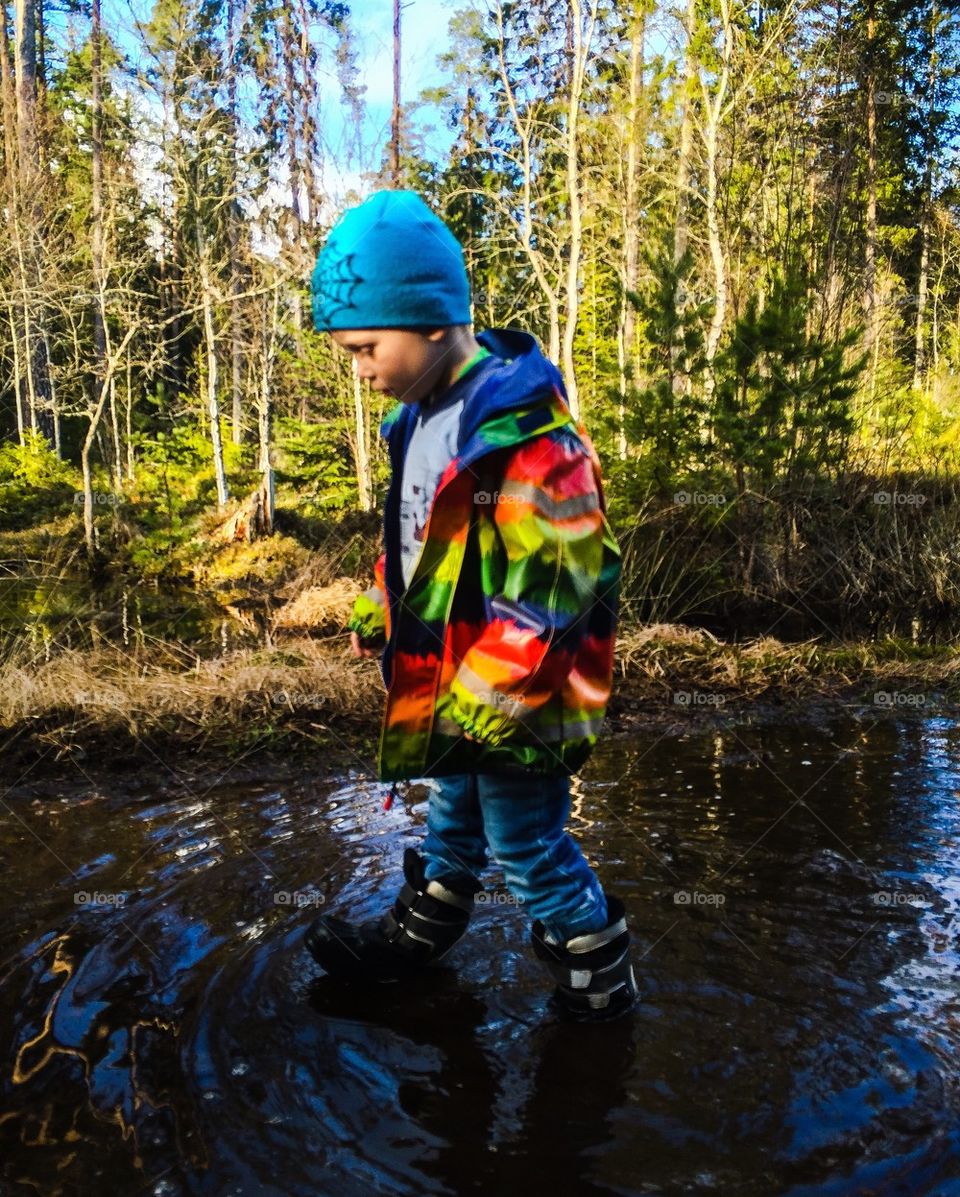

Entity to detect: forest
[2,0,960,762]
[6,7,960,1187]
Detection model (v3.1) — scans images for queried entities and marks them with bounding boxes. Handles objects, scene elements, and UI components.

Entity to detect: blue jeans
[420,773,609,943]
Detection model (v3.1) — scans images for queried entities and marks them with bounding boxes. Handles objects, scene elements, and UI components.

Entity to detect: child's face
[331,328,451,405]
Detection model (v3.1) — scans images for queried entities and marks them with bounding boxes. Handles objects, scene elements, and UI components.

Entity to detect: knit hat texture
[311,190,471,331]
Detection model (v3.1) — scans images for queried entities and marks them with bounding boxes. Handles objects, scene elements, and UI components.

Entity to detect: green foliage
[622,241,711,492]
[0,433,82,529]
[713,269,866,487]
[123,523,207,583]
[274,416,359,513]
[5,0,960,648]
[134,424,213,513]
[116,423,255,582]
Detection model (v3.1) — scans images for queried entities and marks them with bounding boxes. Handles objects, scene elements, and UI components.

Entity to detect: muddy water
[2,711,960,1196]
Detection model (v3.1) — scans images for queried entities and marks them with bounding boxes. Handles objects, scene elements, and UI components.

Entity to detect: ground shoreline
[4,626,958,786]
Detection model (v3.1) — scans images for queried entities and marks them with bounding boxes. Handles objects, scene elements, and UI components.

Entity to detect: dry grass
[0,634,384,762]
[272,577,357,632]
[614,623,960,704]
[2,622,958,774]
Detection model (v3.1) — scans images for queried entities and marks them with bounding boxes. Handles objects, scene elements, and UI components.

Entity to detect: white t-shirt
[399,390,467,588]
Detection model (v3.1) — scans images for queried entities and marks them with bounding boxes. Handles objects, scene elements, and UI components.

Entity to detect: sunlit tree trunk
[671,0,697,401]
[81,328,136,556]
[226,0,243,444]
[617,1,645,459]
[0,5,26,443]
[863,0,879,402]
[390,0,401,183]
[13,0,54,443]
[560,0,599,422]
[198,232,229,507]
[700,0,732,405]
[257,287,279,533]
[913,0,938,393]
[352,358,372,511]
[91,0,107,456]
[493,0,561,364]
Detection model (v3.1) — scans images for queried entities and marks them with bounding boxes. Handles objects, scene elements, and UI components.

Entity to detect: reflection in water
[1,713,960,1194]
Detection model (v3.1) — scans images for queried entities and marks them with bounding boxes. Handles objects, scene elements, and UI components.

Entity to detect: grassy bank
[3,443,960,781]
[6,430,960,646]
[4,625,958,781]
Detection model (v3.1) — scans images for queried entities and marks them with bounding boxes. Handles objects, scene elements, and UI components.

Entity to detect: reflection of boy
[306,190,638,1021]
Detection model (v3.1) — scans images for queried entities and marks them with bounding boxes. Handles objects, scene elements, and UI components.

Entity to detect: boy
[305,189,638,1021]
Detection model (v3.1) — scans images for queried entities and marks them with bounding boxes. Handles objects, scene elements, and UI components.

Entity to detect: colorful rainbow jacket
[347,328,621,781]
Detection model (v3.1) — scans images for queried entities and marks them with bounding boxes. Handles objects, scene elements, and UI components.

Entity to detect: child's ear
[426,326,448,343]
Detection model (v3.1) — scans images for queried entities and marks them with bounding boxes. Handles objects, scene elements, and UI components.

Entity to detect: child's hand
[350,631,379,658]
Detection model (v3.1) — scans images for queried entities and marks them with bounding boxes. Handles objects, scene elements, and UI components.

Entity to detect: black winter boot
[305,848,475,983]
[531,894,639,1021]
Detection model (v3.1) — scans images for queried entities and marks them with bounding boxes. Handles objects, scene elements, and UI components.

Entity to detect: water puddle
[2,710,959,1194]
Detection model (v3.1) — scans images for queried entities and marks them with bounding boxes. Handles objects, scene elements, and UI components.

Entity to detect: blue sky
[103,0,462,203]
[321,0,461,194]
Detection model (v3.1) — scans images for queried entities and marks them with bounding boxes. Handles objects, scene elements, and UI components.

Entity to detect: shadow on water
[2,709,960,1195]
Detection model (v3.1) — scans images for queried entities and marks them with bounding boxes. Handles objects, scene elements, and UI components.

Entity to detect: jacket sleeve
[445,430,613,745]
[347,551,389,648]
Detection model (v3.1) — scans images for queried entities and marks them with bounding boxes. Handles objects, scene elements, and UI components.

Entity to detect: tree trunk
[81,328,136,557]
[91,0,107,449]
[280,8,301,236]
[199,239,229,507]
[279,7,306,364]
[494,0,562,364]
[125,349,135,481]
[352,358,372,511]
[561,0,597,422]
[5,298,25,443]
[671,0,697,401]
[13,0,53,443]
[254,285,279,534]
[390,0,401,183]
[227,0,243,444]
[864,0,879,402]
[109,375,122,492]
[617,2,645,459]
[701,0,732,405]
[297,0,321,228]
[1,3,26,443]
[913,0,937,392]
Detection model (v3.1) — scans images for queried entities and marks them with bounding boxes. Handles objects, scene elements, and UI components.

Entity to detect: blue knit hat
[311,190,471,331]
